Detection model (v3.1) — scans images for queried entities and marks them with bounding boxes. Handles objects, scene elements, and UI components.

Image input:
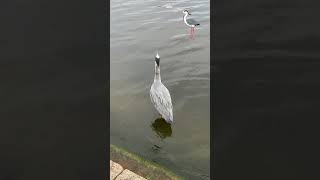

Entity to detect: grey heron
[183,9,200,38]
[150,52,173,124]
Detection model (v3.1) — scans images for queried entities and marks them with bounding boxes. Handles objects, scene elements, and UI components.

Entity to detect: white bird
[150,52,173,124]
[183,9,200,38]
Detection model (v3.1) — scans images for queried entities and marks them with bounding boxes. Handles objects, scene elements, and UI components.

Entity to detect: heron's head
[183,9,191,15]
[155,52,160,67]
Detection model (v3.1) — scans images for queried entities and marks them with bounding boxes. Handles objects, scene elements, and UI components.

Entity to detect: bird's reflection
[151,118,172,139]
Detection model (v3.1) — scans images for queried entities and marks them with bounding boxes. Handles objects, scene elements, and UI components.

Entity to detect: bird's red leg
[191,27,194,39]
[193,27,195,38]
[191,27,194,38]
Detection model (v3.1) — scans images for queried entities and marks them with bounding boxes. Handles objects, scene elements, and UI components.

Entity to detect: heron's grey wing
[186,18,200,25]
[150,85,173,121]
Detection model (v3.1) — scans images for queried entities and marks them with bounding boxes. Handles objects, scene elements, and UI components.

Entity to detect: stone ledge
[110,144,183,180]
[110,160,124,180]
[110,160,147,180]
[115,169,147,180]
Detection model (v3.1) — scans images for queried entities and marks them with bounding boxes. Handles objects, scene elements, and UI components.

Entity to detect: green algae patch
[110,144,183,180]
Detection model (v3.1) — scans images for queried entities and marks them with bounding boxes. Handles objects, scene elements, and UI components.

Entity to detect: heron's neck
[154,64,161,82]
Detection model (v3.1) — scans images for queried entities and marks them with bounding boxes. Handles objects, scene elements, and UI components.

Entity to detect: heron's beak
[189,13,191,15]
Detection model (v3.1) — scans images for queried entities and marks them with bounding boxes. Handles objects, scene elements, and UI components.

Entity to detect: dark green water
[111,0,210,179]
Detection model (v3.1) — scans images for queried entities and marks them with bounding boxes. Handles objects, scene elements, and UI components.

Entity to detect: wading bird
[183,9,200,38]
[150,52,173,124]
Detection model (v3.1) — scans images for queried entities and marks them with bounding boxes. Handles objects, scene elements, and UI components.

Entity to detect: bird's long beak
[155,52,160,66]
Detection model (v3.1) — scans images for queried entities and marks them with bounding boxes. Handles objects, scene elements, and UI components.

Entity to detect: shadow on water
[151,118,172,139]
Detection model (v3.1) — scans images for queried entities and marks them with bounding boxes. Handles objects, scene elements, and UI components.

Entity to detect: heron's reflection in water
[151,118,172,139]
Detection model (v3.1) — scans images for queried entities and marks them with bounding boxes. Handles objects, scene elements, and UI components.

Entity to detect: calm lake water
[110,0,210,179]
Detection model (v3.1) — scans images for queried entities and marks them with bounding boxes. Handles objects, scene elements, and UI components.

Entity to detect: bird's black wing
[187,18,200,25]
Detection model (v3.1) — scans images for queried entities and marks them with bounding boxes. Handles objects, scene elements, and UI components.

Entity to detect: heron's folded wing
[150,87,173,119]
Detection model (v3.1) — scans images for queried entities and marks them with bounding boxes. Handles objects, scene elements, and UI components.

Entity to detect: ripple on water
[166,45,205,58]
